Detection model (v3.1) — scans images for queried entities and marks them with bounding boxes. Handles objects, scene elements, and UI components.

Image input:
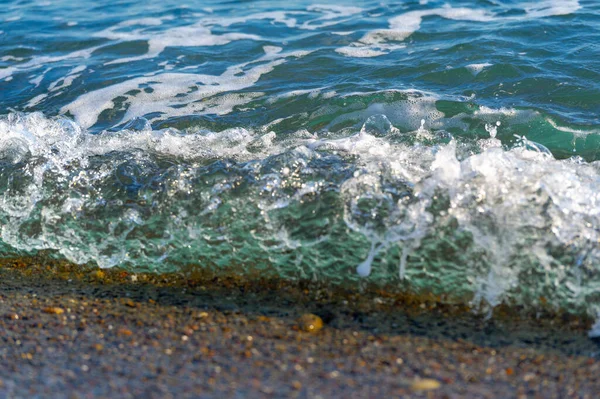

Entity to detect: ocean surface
[2,0,600,323]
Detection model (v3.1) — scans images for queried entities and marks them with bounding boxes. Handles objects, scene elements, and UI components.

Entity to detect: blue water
[2,0,600,322]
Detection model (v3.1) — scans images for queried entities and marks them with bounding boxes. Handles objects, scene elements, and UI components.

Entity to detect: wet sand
[0,258,599,398]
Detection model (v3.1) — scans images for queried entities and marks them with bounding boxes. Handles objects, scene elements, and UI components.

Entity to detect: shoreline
[1,258,599,397]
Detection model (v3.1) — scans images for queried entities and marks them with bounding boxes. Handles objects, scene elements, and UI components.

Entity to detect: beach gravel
[0,260,599,398]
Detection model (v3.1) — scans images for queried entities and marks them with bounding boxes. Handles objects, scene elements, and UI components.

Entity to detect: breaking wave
[2,97,600,319]
[5,0,600,334]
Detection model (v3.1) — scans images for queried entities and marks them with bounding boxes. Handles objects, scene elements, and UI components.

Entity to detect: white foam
[301,5,363,30]
[335,2,580,59]
[26,94,48,108]
[1,56,25,62]
[203,11,300,29]
[269,88,323,101]
[523,0,580,18]
[336,45,404,58]
[263,45,283,55]
[338,6,493,58]
[0,67,16,81]
[545,118,600,138]
[201,5,362,33]
[0,46,99,81]
[97,18,261,65]
[63,50,309,128]
[29,73,45,87]
[388,7,493,39]
[466,63,492,75]
[48,65,86,92]
[332,31,355,36]
[22,66,87,109]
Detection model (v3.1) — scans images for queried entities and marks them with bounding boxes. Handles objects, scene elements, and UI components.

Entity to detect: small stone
[43,307,64,315]
[5,313,19,320]
[298,313,323,333]
[410,378,441,391]
[117,328,133,336]
[90,270,105,280]
[291,381,302,390]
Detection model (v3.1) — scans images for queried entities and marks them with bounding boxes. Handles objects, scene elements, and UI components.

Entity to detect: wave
[1,101,600,322]
[1,0,598,330]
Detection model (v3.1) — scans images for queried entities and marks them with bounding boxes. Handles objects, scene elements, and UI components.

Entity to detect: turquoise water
[2,0,600,321]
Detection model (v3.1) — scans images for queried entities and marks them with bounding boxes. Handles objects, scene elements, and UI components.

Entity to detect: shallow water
[2,0,600,320]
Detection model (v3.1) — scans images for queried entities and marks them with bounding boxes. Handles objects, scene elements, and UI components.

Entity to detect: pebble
[298,313,323,333]
[90,270,105,280]
[43,307,65,315]
[123,299,136,308]
[410,378,441,391]
[118,328,133,336]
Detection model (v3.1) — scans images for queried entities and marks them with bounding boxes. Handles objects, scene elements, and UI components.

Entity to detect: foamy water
[3,0,600,327]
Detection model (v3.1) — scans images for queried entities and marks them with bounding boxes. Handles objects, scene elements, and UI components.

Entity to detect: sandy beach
[0,258,598,398]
